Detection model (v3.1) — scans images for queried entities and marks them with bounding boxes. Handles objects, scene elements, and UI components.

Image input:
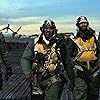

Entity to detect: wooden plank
[0,74,22,99]
[13,80,30,99]
[5,77,26,99]
[21,86,31,100]
[0,44,38,99]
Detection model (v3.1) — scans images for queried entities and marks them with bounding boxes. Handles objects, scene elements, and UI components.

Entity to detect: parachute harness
[34,42,58,75]
[75,36,97,69]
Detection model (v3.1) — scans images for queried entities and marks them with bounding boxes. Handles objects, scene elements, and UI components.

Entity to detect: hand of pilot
[25,72,33,81]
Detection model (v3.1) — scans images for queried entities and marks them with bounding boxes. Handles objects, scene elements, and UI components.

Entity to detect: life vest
[34,42,58,74]
[75,36,97,69]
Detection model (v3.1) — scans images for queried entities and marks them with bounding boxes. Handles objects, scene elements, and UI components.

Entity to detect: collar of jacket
[76,28,95,41]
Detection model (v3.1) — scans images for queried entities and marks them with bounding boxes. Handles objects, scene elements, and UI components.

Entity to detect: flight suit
[21,34,75,100]
[72,29,100,100]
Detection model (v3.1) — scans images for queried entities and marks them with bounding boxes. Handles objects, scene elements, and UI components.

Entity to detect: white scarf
[43,35,50,45]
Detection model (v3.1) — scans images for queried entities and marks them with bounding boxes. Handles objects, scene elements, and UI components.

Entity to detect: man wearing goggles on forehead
[67,16,100,100]
[21,19,75,100]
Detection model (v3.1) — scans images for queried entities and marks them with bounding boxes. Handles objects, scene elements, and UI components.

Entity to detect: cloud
[0,0,100,35]
[0,15,100,35]
[0,0,100,20]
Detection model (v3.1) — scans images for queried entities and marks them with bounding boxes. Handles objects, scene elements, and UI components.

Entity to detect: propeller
[0,24,10,32]
[6,24,10,32]
[16,27,21,32]
[0,24,21,38]
[12,27,21,37]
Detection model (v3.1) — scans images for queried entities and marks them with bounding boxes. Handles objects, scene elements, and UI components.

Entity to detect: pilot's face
[43,25,54,40]
[79,22,88,31]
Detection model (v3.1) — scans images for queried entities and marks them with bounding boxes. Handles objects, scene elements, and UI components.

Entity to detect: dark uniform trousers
[73,65,100,100]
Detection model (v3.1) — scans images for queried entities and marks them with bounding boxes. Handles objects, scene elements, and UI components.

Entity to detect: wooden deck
[0,46,31,100]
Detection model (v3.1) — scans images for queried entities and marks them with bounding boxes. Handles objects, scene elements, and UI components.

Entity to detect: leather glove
[25,72,33,81]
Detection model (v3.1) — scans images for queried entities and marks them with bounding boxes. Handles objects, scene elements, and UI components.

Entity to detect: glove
[25,72,33,81]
